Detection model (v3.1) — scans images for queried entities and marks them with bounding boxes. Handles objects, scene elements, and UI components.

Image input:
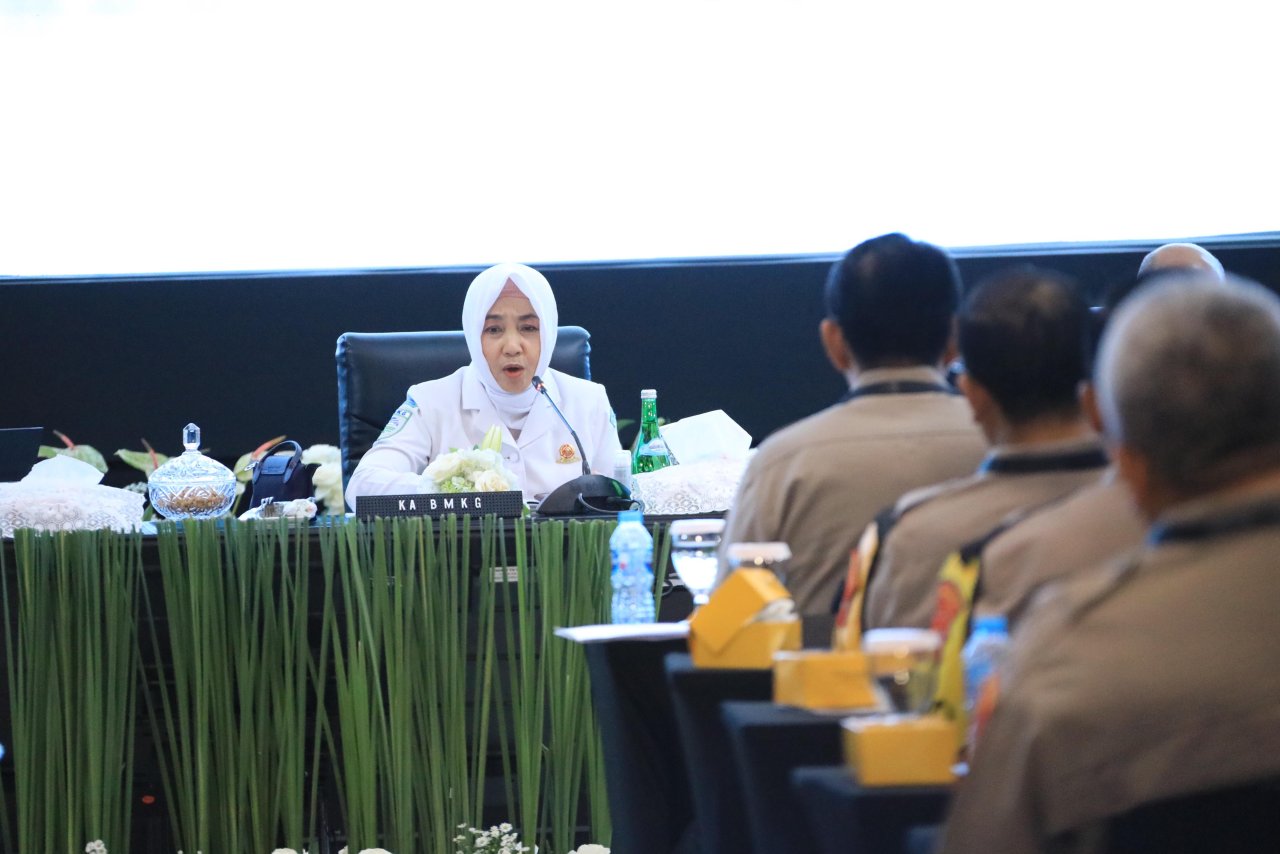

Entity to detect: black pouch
[248,440,314,507]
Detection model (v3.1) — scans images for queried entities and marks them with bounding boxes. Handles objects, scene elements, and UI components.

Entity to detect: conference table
[791,766,950,854]
[584,646,956,854]
[0,513,688,854]
[3,514,956,854]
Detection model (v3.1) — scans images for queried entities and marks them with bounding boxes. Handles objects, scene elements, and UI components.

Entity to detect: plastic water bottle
[961,614,1010,752]
[610,510,655,624]
[612,449,634,494]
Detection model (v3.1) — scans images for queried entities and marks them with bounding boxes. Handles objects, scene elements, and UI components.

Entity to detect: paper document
[554,622,690,644]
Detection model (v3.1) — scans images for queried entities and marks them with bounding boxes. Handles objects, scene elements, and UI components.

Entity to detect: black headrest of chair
[336,326,592,488]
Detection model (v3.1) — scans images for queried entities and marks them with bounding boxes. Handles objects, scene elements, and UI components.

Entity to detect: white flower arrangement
[421,426,519,494]
[454,822,529,854]
[301,443,344,512]
[450,822,608,854]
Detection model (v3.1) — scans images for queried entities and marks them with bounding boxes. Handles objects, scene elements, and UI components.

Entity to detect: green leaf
[116,448,169,477]
[37,443,109,473]
[233,451,256,483]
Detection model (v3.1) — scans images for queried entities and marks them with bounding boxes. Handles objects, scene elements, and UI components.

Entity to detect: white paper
[660,410,752,465]
[554,622,690,644]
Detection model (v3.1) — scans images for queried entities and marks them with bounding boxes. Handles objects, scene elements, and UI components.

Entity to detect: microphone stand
[530,374,634,517]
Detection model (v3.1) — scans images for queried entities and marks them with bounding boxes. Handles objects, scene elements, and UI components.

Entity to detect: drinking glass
[669,518,725,606]
[725,541,792,588]
[862,628,942,715]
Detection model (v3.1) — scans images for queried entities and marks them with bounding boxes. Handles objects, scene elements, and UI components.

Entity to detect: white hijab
[461,263,559,431]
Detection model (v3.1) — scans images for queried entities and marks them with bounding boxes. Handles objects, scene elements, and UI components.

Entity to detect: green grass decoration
[0,515,636,852]
[1,529,140,854]
[325,514,515,853]
[139,518,320,853]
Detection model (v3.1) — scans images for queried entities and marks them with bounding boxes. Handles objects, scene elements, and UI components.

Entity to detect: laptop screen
[0,427,45,483]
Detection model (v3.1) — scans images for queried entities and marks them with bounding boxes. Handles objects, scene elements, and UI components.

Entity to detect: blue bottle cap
[618,509,644,524]
[974,614,1008,634]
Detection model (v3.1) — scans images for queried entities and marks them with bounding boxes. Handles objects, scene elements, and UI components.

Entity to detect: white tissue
[659,410,752,465]
[23,454,106,485]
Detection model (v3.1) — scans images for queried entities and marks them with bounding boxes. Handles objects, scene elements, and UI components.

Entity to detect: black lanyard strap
[1149,499,1280,546]
[838,380,956,403]
[979,447,1110,475]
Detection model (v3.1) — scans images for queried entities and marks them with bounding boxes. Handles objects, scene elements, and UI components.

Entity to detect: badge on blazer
[378,397,418,440]
[556,443,579,464]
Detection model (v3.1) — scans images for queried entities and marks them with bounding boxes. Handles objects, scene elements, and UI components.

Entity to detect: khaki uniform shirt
[864,438,1109,630]
[974,473,1146,630]
[941,486,1280,854]
[716,366,985,615]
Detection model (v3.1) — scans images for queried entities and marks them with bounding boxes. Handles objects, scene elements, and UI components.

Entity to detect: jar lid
[862,628,942,655]
[670,518,726,536]
[150,423,235,486]
[726,541,791,564]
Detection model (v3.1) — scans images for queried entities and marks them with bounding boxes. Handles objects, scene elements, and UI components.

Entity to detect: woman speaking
[345,263,623,507]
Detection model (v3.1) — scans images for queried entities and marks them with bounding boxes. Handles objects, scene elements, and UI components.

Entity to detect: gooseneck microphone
[532,374,591,476]
[529,374,636,517]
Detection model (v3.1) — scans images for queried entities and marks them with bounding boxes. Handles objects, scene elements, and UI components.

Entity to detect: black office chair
[335,327,592,489]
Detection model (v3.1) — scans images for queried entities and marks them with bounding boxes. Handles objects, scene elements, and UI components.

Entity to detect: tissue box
[690,619,801,669]
[841,714,958,787]
[773,650,880,711]
[0,483,145,537]
[688,569,800,668]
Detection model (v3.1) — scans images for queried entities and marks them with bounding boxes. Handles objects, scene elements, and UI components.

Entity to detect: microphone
[530,374,635,517]
[532,374,590,476]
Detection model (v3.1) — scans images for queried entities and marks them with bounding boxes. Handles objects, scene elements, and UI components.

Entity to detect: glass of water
[862,628,942,715]
[668,518,726,606]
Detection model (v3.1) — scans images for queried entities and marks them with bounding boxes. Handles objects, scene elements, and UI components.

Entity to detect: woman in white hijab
[345,263,623,505]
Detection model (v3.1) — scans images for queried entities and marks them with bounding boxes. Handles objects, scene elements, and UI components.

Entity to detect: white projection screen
[1,1,1276,277]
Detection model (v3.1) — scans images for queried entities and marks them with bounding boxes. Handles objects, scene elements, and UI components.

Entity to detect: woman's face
[482,284,542,393]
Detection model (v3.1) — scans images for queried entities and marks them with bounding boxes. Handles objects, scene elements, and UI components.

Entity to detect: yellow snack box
[689,619,801,668]
[773,650,881,711]
[688,569,800,668]
[841,714,958,787]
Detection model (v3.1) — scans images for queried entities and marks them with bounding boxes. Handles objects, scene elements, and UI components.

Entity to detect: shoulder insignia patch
[378,398,418,440]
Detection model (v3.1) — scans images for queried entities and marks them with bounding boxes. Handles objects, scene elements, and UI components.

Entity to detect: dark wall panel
[3,238,1276,483]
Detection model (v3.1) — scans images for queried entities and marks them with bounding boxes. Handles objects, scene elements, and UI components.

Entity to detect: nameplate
[355,491,525,520]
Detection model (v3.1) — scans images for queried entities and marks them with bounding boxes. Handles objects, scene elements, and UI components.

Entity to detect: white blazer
[346,366,623,507]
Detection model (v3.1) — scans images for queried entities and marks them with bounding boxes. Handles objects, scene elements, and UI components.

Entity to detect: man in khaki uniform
[716,233,985,616]
[860,267,1107,631]
[941,274,1280,854]
[966,243,1226,628]
[969,475,1143,629]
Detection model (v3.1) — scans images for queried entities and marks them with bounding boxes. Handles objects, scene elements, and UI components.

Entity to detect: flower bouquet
[421,426,520,494]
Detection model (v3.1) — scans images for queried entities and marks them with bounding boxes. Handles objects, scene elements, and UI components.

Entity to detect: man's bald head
[1137,243,1225,283]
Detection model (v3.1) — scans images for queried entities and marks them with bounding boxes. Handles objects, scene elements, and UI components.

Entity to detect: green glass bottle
[632,388,675,474]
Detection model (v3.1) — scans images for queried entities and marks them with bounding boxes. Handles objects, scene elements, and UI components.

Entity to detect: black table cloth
[720,701,845,854]
[664,653,774,854]
[791,764,951,854]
